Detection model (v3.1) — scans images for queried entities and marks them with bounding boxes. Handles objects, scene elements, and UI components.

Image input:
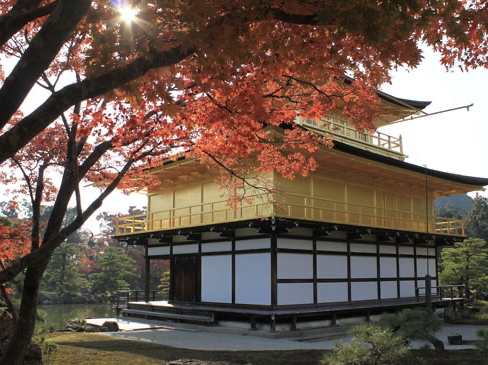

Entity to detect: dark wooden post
[145,245,150,303]
[425,274,431,309]
[270,233,277,308]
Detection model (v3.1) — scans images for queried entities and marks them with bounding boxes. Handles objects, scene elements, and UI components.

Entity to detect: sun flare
[118,6,139,23]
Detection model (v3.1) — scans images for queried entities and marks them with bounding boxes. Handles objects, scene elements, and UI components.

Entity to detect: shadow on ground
[53,337,325,365]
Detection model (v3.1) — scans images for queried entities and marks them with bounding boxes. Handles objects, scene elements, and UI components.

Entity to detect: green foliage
[42,341,58,365]
[90,247,135,294]
[43,242,88,294]
[439,238,488,298]
[476,328,488,354]
[382,308,442,348]
[0,216,13,227]
[158,271,170,297]
[34,335,58,365]
[472,301,488,321]
[322,324,416,365]
[466,195,488,242]
[436,205,468,220]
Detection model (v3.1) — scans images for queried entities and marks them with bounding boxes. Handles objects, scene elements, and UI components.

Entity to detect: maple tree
[1,1,488,364]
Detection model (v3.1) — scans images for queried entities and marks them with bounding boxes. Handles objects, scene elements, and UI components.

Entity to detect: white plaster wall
[416,247,428,256]
[416,246,436,257]
[350,243,376,253]
[428,258,436,276]
[380,281,397,299]
[399,280,416,297]
[201,241,232,253]
[235,253,271,305]
[317,255,347,279]
[398,246,414,255]
[350,256,377,278]
[379,257,397,278]
[316,241,347,252]
[351,282,378,301]
[379,245,396,254]
[277,238,313,250]
[148,246,170,256]
[173,244,199,254]
[416,258,430,277]
[277,253,313,279]
[277,283,314,305]
[235,238,270,251]
[317,282,348,303]
[201,255,232,303]
[399,257,415,277]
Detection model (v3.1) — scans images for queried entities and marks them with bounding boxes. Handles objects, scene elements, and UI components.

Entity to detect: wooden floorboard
[126,297,462,317]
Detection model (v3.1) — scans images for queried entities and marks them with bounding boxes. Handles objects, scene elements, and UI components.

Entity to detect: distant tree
[436,205,468,220]
[435,194,473,212]
[0,202,19,219]
[90,247,135,293]
[95,209,168,290]
[439,238,488,298]
[466,195,488,242]
[42,242,88,294]
[158,272,170,298]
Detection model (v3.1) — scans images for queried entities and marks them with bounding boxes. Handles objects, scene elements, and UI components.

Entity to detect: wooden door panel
[172,256,199,302]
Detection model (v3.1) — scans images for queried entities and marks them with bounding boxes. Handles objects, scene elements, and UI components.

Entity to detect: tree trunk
[0,257,49,365]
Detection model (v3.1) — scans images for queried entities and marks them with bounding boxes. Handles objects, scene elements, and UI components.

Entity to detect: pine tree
[439,238,488,298]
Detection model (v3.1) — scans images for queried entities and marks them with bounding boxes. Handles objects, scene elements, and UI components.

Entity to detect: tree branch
[0,0,91,130]
[0,45,194,165]
[0,1,57,48]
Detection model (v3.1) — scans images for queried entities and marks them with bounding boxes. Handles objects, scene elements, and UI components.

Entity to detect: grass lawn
[42,332,485,365]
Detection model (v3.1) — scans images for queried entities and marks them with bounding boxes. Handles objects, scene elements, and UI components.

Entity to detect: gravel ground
[97,319,486,351]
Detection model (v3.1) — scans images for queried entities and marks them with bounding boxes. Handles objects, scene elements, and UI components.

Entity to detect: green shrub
[382,308,444,350]
[322,324,418,365]
[476,328,488,354]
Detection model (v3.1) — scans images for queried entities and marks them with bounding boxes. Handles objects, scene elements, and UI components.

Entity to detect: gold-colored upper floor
[114,131,484,239]
[114,192,465,237]
[296,116,405,160]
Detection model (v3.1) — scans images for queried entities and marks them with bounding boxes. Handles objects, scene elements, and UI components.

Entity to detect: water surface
[38,303,116,330]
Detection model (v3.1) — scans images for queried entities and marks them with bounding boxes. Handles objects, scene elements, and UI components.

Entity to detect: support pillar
[425,274,431,310]
[145,245,150,302]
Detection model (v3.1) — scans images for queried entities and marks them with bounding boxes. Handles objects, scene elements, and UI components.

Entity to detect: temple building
[114,91,488,331]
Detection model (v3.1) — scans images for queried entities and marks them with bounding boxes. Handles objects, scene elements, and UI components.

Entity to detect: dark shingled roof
[333,140,488,186]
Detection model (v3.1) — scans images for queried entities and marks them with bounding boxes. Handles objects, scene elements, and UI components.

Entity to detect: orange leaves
[4,0,488,215]
[0,220,30,264]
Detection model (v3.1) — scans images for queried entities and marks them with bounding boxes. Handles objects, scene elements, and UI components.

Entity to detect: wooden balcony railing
[415,285,465,301]
[296,116,404,159]
[115,194,465,238]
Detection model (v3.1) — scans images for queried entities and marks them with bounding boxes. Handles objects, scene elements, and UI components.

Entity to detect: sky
[379,47,488,189]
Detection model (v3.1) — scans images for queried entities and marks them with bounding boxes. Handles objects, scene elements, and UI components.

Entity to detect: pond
[37,303,116,331]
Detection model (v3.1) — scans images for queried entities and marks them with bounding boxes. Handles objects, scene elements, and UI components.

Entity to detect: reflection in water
[38,303,116,330]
